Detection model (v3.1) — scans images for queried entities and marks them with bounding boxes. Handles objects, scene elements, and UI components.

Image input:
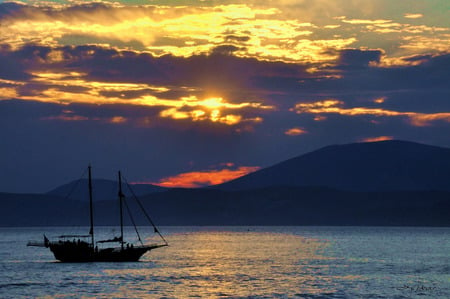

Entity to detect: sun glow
[20,72,272,126]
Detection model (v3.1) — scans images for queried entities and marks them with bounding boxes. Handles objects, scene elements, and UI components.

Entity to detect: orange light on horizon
[360,136,394,142]
[141,166,261,188]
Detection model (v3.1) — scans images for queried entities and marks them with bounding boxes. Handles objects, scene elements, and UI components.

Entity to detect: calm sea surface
[0,226,449,298]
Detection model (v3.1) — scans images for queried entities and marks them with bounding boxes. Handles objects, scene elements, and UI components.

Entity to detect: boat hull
[49,242,164,262]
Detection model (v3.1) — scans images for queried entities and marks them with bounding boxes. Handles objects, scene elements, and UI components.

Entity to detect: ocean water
[0,226,449,298]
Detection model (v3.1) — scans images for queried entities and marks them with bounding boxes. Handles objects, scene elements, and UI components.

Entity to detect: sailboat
[28,166,168,262]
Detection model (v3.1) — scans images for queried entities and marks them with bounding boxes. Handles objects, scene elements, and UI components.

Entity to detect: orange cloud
[314,115,327,121]
[0,87,18,99]
[41,114,89,121]
[41,112,128,124]
[150,166,261,188]
[360,136,394,142]
[373,97,386,104]
[408,113,450,127]
[109,116,127,124]
[285,127,308,136]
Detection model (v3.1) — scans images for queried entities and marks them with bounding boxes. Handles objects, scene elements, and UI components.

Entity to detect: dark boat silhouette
[28,166,168,262]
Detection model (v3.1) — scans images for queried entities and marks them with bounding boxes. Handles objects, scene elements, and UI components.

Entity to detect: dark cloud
[211,45,243,55]
[0,2,208,25]
[224,35,251,42]
[0,2,26,19]
[22,44,306,100]
[299,51,450,104]
[337,49,382,68]
[0,45,31,80]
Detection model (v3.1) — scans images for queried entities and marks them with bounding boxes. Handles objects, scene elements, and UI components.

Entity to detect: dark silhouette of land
[1,140,450,226]
[215,140,450,192]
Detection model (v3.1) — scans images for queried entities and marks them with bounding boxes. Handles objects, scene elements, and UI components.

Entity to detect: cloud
[41,113,89,122]
[0,87,18,99]
[291,99,450,127]
[341,18,391,25]
[404,13,423,19]
[2,42,450,133]
[285,127,308,136]
[408,113,450,127]
[400,35,450,53]
[39,109,128,124]
[337,48,382,67]
[0,2,361,64]
[0,44,283,127]
[0,45,31,80]
[360,136,394,142]
[148,165,261,188]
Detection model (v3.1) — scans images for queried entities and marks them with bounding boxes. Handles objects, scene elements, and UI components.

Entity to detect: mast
[88,165,95,248]
[118,171,124,251]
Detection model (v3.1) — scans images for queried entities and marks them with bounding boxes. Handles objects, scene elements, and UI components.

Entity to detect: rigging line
[122,196,144,246]
[58,167,89,233]
[63,167,88,201]
[123,176,168,245]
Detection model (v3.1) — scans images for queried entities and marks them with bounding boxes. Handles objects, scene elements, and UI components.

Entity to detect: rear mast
[118,171,124,251]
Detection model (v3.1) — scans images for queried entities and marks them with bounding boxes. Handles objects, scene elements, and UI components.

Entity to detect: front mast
[88,165,95,248]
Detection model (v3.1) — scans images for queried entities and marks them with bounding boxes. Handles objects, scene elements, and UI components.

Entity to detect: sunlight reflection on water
[102,231,341,298]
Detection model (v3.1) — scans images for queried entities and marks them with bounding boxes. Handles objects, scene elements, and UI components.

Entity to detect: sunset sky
[1,0,449,193]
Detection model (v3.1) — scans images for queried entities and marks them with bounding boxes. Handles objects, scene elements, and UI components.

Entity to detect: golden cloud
[0,3,361,64]
[404,13,423,19]
[1,1,448,67]
[341,18,391,25]
[400,35,450,52]
[158,97,269,126]
[292,99,450,127]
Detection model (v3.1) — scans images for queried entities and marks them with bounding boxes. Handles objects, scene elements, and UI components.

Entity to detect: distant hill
[47,179,166,201]
[0,192,87,226]
[138,187,450,226]
[215,140,450,192]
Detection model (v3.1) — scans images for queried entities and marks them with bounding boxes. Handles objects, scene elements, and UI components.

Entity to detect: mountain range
[215,140,450,192]
[1,140,449,226]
